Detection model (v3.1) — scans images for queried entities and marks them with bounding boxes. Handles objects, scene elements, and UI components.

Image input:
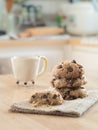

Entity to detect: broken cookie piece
[29,89,63,107]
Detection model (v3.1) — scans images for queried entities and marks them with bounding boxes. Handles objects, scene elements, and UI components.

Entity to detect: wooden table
[0,73,98,130]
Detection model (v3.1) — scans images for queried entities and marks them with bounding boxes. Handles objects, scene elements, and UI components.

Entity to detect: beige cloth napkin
[10,90,98,117]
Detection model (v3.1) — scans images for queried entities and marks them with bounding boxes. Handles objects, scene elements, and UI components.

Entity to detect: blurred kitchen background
[1,0,96,33]
[0,0,98,81]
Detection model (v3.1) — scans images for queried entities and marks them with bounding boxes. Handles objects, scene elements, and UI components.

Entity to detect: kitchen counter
[0,35,98,48]
[0,39,68,48]
[0,34,70,48]
[0,73,98,130]
[69,37,98,48]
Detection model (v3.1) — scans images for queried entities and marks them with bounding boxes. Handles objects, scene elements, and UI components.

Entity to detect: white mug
[11,56,48,86]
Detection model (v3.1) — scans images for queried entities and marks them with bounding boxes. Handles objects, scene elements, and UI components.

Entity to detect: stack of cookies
[51,60,88,100]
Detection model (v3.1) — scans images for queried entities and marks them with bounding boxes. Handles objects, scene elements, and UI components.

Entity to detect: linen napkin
[10,90,98,117]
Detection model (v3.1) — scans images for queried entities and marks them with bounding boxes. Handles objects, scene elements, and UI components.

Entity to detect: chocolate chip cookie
[51,76,87,89]
[56,87,87,100]
[52,60,84,79]
[29,88,63,107]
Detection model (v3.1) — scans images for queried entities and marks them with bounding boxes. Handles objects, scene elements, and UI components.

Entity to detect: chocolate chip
[53,94,57,99]
[63,95,67,99]
[58,76,61,79]
[42,95,48,98]
[63,95,70,100]
[80,87,84,89]
[71,86,79,90]
[67,67,73,72]
[47,93,50,95]
[24,82,27,85]
[32,95,36,98]
[65,91,70,95]
[16,81,19,84]
[67,78,72,80]
[72,60,77,64]
[57,65,62,69]
[32,81,35,84]
[52,78,56,81]
[79,65,83,69]
[46,99,50,104]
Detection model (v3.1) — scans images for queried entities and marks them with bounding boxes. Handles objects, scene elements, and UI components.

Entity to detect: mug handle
[37,56,48,76]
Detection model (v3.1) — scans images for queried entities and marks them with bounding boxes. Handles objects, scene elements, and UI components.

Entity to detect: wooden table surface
[0,73,98,130]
